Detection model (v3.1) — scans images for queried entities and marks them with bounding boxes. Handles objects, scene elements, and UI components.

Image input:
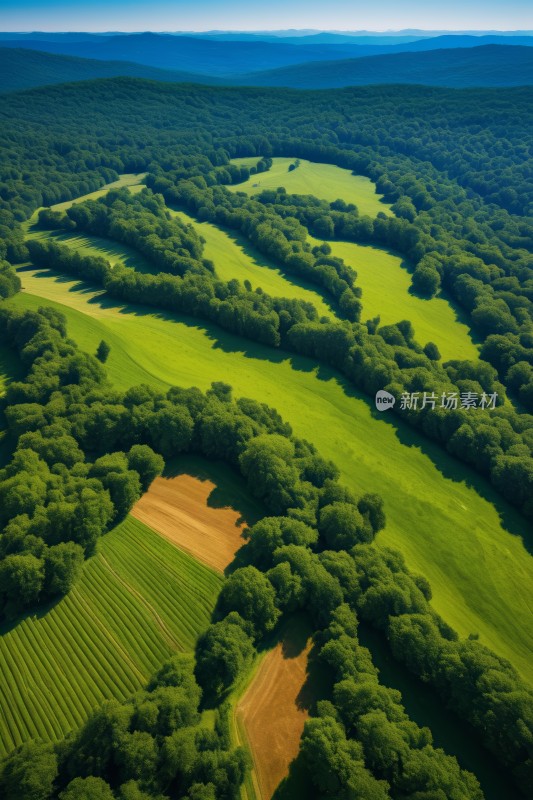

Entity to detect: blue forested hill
[0,48,221,93]
[240,45,533,89]
[0,32,531,77]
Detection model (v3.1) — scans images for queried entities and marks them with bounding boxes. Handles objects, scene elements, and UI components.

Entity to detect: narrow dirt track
[130,474,247,573]
[237,620,312,800]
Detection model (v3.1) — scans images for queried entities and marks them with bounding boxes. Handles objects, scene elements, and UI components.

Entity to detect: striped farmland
[0,516,222,757]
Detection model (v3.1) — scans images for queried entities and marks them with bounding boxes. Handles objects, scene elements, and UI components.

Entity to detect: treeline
[149,178,362,320]
[1,306,532,797]
[304,604,484,799]
[65,184,362,322]
[157,170,533,412]
[0,654,250,800]
[28,207,533,523]
[0,302,346,619]
[259,139,533,409]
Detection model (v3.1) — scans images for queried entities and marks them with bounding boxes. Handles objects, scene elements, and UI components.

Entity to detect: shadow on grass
[169,204,336,311]
[22,266,531,550]
[0,594,63,637]
[358,622,525,800]
[163,453,265,530]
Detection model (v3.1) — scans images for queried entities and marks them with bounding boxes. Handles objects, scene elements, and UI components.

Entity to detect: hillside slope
[242,45,533,88]
[0,48,218,93]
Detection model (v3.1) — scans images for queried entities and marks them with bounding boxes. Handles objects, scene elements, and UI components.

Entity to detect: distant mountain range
[0,34,532,94]
[0,48,220,93]
[1,32,532,77]
[239,45,533,89]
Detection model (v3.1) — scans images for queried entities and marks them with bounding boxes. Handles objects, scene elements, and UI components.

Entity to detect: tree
[43,542,84,596]
[95,340,111,363]
[0,741,57,800]
[195,615,254,696]
[411,266,440,297]
[0,553,44,617]
[126,445,164,491]
[318,502,372,549]
[423,341,441,361]
[217,566,280,639]
[59,777,115,800]
[115,731,158,784]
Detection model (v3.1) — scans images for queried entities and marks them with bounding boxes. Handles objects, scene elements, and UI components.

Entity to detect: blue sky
[1,0,531,33]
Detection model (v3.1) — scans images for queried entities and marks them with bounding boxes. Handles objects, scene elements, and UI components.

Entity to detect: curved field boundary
[131,474,248,573]
[0,516,221,757]
[230,157,393,218]
[168,207,334,320]
[236,617,313,800]
[9,285,533,687]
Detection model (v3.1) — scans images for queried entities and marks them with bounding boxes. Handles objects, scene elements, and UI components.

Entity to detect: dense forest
[0,78,532,799]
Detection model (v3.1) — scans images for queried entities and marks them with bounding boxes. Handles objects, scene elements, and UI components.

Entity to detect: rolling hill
[1,43,532,93]
[0,48,218,93]
[241,45,533,88]
[0,32,531,77]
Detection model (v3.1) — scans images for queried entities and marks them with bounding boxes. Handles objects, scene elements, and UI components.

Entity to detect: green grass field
[169,208,334,318]
[230,157,393,217]
[8,281,533,685]
[24,226,156,274]
[49,173,147,214]
[0,515,222,757]
[310,237,479,362]
[228,159,475,361]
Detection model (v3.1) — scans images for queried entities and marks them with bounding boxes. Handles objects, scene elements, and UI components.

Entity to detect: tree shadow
[167,203,336,311]
[358,622,524,800]
[163,454,265,529]
[0,594,63,636]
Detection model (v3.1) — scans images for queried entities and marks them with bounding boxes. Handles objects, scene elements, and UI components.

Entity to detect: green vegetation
[229,157,393,218]
[169,208,334,318]
[1,304,531,798]
[0,78,532,799]
[313,237,478,361]
[8,283,533,686]
[48,174,147,214]
[0,515,222,757]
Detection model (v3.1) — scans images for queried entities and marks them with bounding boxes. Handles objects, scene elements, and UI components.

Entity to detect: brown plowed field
[237,619,312,800]
[130,474,247,572]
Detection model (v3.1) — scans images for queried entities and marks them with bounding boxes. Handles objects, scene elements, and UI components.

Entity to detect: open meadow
[8,273,533,686]
[0,65,532,800]
[230,157,393,217]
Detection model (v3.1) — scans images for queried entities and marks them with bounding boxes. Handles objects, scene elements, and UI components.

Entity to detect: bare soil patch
[237,618,312,800]
[131,474,247,572]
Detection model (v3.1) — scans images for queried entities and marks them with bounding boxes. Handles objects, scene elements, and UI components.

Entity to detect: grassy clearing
[0,515,222,757]
[310,237,479,362]
[229,160,476,360]
[168,209,476,362]
[8,282,533,685]
[169,208,334,318]
[22,174,147,233]
[230,158,393,218]
[49,173,147,214]
[24,222,155,275]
